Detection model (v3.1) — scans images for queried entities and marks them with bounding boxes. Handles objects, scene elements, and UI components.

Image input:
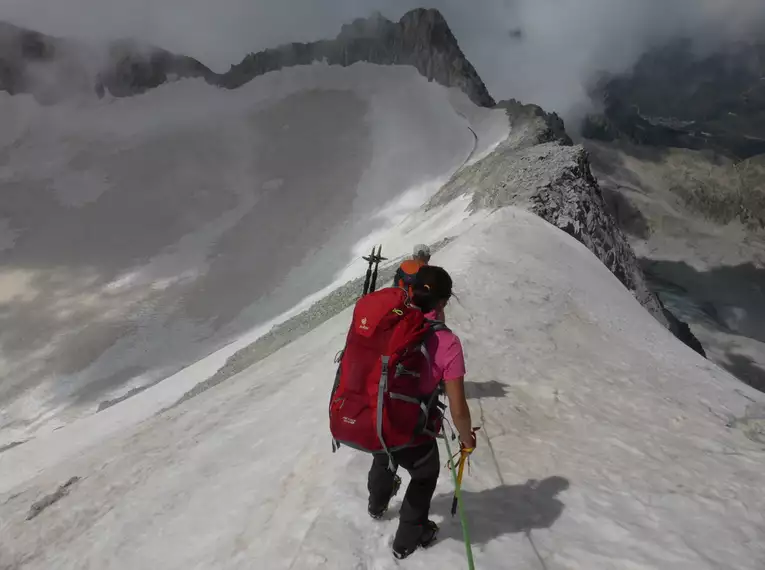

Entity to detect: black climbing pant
[368,440,441,551]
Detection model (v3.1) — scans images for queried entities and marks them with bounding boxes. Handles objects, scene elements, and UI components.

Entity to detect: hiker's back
[329,263,475,561]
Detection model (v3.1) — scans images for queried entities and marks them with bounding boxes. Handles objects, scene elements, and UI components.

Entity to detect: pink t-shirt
[419,311,466,394]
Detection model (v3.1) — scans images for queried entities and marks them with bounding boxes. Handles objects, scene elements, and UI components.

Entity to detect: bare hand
[460,431,477,450]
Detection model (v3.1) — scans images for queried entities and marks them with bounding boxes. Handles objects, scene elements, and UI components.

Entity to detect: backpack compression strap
[377,356,396,471]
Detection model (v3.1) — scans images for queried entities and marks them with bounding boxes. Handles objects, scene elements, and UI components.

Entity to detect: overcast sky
[1,0,763,118]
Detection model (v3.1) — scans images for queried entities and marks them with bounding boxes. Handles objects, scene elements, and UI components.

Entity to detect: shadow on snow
[431,476,570,546]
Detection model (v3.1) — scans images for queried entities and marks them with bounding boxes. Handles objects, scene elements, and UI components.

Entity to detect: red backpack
[329,287,446,460]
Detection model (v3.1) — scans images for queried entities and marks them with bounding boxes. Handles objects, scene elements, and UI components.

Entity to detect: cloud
[1,0,764,118]
[444,0,765,120]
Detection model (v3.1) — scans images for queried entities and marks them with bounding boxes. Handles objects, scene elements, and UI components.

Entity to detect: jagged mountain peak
[224,8,495,107]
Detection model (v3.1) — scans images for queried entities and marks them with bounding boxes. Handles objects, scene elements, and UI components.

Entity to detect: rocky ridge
[0,9,493,107]
[223,9,494,107]
[429,101,706,355]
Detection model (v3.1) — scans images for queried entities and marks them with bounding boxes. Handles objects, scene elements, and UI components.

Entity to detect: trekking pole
[443,431,475,570]
[361,246,375,296]
[369,245,387,293]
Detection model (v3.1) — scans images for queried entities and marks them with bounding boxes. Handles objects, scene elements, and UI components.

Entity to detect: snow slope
[0,62,508,444]
[2,206,763,570]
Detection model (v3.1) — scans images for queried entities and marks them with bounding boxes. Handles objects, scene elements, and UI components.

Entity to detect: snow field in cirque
[1,202,764,570]
[0,62,508,446]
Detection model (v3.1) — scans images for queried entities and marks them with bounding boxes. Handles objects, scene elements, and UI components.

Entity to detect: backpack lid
[351,288,408,339]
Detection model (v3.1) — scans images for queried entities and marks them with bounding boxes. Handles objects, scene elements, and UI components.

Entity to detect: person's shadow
[463,380,509,400]
[430,476,570,545]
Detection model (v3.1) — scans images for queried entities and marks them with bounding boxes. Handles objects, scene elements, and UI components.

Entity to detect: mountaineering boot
[368,474,402,519]
[392,520,439,559]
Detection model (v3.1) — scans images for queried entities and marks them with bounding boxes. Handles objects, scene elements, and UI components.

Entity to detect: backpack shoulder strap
[393,264,405,286]
[424,318,450,333]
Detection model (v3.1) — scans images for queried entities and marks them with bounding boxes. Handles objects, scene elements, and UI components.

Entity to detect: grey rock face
[526,147,667,324]
[436,141,669,328]
[429,105,711,353]
[97,40,214,97]
[220,9,495,107]
[659,300,707,357]
[495,99,573,147]
[25,476,81,520]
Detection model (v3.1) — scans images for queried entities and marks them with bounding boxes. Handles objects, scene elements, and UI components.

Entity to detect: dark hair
[411,265,452,313]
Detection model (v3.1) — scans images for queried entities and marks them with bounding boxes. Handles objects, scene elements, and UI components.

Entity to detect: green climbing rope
[443,432,475,570]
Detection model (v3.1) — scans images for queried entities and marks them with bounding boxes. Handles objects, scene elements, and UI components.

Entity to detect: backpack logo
[359,317,369,331]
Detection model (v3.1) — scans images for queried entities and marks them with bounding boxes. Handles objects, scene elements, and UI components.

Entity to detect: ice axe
[449,427,480,516]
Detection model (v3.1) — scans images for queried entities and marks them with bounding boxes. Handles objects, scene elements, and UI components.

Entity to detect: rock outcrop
[96,40,213,97]
[220,9,494,107]
[429,103,707,355]
[495,99,572,146]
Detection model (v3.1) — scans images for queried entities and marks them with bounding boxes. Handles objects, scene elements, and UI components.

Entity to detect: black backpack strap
[392,265,405,287]
[425,318,450,333]
[420,381,447,439]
